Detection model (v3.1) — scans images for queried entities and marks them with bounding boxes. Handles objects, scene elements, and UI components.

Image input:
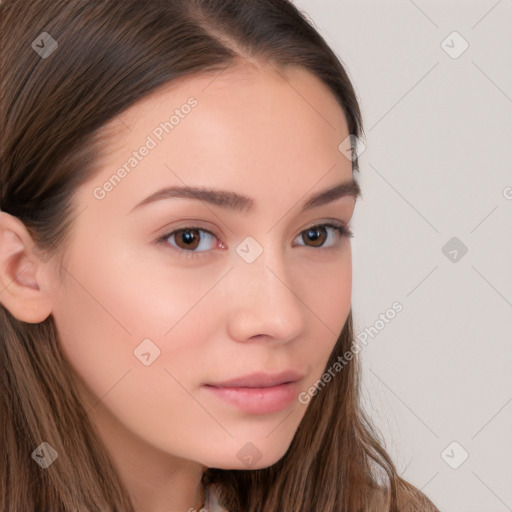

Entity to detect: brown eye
[295,223,351,249]
[302,226,328,247]
[163,227,217,254]
[174,228,201,250]
[157,222,350,261]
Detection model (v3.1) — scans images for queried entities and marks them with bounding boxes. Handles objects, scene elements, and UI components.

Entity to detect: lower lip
[203,381,300,414]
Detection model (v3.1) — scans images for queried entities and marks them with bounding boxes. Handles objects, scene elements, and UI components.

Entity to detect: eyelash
[156,222,353,261]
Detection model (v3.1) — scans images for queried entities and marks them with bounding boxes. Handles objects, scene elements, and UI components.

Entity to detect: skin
[0,60,357,512]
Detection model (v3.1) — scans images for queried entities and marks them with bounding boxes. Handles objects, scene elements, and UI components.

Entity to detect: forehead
[123,60,344,116]
[79,61,353,216]
[105,60,349,154]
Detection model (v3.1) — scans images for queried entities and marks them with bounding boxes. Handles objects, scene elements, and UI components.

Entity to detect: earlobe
[0,212,55,323]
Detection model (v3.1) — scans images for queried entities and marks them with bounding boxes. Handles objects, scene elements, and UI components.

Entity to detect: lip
[203,370,305,414]
[203,381,302,414]
[205,370,305,389]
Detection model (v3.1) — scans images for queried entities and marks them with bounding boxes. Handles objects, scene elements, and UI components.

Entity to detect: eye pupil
[304,227,326,247]
[177,229,200,250]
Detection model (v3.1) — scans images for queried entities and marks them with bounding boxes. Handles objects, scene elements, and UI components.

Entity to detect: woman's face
[50,62,358,470]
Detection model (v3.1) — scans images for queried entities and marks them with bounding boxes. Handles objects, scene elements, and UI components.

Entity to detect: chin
[200,440,293,471]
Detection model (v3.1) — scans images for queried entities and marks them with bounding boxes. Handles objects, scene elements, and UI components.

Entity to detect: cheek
[295,250,352,373]
[51,250,215,447]
[300,248,352,329]
[51,257,139,408]
[52,247,217,399]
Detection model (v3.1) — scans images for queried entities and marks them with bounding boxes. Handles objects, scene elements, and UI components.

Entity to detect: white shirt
[204,483,228,512]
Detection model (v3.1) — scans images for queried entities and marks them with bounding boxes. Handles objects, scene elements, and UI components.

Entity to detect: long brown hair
[0,0,440,510]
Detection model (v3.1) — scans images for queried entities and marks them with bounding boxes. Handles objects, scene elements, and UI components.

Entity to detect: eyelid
[155,218,352,259]
[155,218,350,242]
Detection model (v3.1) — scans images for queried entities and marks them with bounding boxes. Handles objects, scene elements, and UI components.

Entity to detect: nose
[225,240,307,344]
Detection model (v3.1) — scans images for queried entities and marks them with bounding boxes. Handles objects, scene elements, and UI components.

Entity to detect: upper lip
[205,370,305,388]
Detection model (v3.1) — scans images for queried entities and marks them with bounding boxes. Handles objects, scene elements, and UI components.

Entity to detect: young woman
[0,0,441,510]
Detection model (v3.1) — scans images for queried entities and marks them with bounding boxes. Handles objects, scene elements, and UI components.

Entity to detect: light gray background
[292,1,512,511]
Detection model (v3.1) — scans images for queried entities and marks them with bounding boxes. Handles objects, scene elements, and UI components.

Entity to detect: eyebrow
[129,179,361,215]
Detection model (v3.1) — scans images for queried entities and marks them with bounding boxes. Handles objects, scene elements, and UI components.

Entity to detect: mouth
[204,370,305,389]
[203,370,305,414]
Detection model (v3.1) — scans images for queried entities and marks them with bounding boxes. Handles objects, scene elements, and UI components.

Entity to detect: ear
[0,211,56,323]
